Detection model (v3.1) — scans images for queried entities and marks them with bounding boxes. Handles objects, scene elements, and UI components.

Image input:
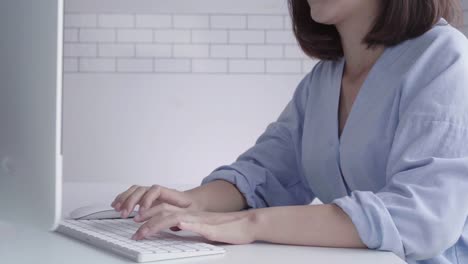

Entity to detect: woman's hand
[132,203,257,245]
[111,184,200,219]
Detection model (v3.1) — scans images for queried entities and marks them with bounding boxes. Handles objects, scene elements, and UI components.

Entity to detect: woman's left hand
[132,203,257,245]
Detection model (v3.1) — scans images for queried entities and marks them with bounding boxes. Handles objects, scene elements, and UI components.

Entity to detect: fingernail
[115,203,121,211]
[121,209,128,218]
[134,215,141,222]
[133,228,147,240]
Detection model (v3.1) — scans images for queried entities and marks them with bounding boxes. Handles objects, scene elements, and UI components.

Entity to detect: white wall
[64,74,303,187]
[62,0,314,188]
[65,0,290,14]
[63,0,468,189]
[62,2,313,75]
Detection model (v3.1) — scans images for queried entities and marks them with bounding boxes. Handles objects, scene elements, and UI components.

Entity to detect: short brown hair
[288,0,463,61]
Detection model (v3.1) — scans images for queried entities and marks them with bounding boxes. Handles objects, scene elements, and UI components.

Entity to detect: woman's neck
[335,7,384,79]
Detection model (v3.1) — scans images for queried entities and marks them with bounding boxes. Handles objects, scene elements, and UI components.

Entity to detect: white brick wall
[136,44,172,58]
[117,29,153,43]
[63,12,318,74]
[64,43,97,57]
[192,59,228,73]
[65,14,97,27]
[229,30,265,44]
[211,45,246,58]
[80,58,115,72]
[99,14,134,28]
[64,29,79,42]
[173,44,210,58]
[60,0,468,187]
[136,15,172,28]
[192,30,228,43]
[266,30,297,44]
[248,15,283,29]
[80,29,115,42]
[154,59,191,72]
[248,45,283,58]
[99,44,134,57]
[285,45,307,59]
[154,30,191,43]
[210,15,246,29]
[117,58,153,72]
[63,58,79,72]
[174,15,209,29]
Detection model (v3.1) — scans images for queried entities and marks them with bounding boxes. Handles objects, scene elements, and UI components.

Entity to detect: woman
[111,0,468,263]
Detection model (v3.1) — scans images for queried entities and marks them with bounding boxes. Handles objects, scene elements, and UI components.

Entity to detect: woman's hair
[288,0,463,61]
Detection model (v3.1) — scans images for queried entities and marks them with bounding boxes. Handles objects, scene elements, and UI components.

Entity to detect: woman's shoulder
[399,19,468,64]
[386,19,468,93]
[397,20,468,123]
[421,19,467,49]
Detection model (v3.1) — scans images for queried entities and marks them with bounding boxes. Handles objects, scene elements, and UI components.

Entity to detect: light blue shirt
[201,20,468,264]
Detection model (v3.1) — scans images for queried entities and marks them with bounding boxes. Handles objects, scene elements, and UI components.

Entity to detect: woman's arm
[251,204,366,248]
[131,199,366,248]
[185,180,248,212]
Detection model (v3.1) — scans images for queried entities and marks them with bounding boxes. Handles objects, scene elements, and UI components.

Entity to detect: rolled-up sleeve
[334,117,468,260]
[201,71,316,209]
[333,37,468,261]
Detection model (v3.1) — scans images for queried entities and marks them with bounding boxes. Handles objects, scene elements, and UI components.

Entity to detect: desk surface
[0,182,406,264]
[0,221,405,264]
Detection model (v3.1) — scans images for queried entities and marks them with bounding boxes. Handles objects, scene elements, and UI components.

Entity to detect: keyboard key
[58,219,225,262]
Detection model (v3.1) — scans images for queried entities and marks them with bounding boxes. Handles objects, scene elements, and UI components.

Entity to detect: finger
[111,185,139,210]
[111,194,121,207]
[150,200,163,209]
[140,185,191,211]
[111,189,127,209]
[132,213,182,240]
[137,199,163,214]
[120,187,148,218]
[112,185,139,211]
[160,187,192,208]
[134,203,181,223]
[178,222,217,241]
[137,185,163,211]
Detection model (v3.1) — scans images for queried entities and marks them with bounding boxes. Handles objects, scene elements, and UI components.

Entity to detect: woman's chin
[310,12,340,25]
[311,16,337,26]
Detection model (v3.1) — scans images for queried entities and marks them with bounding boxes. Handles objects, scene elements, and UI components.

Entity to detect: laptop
[0,0,224,262]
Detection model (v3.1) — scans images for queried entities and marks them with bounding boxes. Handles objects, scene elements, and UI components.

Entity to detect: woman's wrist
[243,209,262,242]
[220,209,261,243]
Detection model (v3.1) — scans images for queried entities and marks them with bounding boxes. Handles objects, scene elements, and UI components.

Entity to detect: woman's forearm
[185,180,248,212]
[185,182,365,248]
[251,204,366,248]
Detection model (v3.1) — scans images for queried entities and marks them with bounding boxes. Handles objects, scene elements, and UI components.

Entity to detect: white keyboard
[57,219,225,262]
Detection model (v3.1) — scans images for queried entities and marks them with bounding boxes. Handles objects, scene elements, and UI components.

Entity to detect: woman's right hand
[111,184,200,219]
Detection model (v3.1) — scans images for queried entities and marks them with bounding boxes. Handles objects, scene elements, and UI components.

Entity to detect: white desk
[0,221,405,264]
[0,182,406,264]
